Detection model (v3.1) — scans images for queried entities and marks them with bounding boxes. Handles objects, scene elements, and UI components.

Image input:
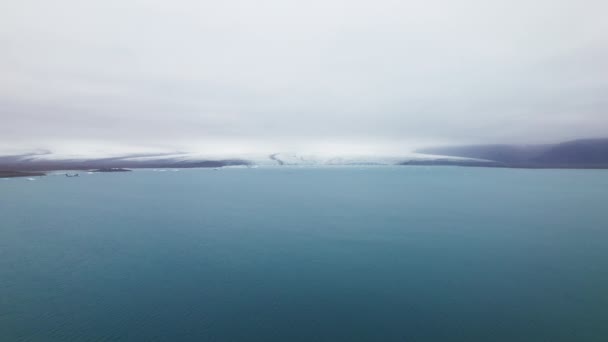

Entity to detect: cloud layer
[1,0,607,155]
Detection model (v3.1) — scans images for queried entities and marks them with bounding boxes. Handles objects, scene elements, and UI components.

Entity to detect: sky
[1,0,607,156]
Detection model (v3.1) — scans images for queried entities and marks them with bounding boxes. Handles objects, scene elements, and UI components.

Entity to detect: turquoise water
[1,167,608,341]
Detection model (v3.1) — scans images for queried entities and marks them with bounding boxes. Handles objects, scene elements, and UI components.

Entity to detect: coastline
[0,171,46,178]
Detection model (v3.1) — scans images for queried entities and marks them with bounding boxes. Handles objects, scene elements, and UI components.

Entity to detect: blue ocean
[1,167,608,341]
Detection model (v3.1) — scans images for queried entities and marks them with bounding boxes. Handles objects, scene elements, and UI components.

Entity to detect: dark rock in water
[0,170,46,178]
[91,168,132,172]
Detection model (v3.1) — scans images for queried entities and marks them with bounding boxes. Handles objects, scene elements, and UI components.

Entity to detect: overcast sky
[1,0,607,156]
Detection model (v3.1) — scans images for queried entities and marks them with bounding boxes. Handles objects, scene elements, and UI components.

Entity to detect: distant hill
[417,144,551,164]
[0,170,46,178]
[417,138,608,168]
[0,153,250,172]
[532,139,608,166]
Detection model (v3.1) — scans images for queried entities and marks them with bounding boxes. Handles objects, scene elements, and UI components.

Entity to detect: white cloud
[1,0,607,155]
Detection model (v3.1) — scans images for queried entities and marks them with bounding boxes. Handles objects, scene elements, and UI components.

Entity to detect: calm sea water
[1,167,608,341]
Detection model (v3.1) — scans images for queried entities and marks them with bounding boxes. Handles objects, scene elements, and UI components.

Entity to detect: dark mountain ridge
[417,138,608,168]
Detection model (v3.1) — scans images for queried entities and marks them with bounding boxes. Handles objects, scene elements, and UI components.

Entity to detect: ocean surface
[1,166,608,341]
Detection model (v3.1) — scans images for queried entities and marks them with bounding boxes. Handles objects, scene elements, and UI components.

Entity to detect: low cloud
[1,0,607,155]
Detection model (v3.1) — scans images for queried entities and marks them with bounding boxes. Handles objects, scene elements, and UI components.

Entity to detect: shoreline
[0,171,46,178]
